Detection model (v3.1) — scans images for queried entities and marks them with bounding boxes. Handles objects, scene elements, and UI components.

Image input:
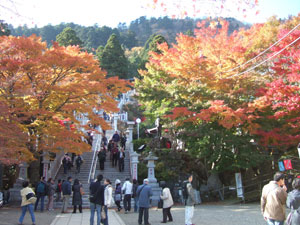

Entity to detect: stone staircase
[53,129,132,209]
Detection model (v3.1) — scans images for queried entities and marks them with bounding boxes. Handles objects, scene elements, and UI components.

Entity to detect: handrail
[88,133,101,183]
[50,150,65,180]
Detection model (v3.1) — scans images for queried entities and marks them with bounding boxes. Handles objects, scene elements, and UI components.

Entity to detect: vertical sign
[235,172,244,199]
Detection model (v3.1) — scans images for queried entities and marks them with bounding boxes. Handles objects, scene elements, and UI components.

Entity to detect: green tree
[56,27,83,47]
[99,33,128,79]
[139,34,169,70]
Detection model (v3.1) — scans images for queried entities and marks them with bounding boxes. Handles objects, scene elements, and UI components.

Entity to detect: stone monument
[145,151,161,206]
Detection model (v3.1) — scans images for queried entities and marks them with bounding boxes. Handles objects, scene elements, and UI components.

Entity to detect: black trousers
[138,207,149,225]
[73,205,82,213]
[112,155,118,167]
[99,160,105,170]
[119,158,124,172]
[123,194,131,212]
[162,207,173,222]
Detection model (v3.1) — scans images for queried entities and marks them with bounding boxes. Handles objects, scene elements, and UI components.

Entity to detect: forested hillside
[8,16,247,51]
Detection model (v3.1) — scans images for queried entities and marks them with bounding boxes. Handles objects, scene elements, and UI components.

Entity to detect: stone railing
[49,150,65,180]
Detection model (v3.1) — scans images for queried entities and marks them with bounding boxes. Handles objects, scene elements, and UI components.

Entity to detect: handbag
[26,192,37,204]
[101,206,106,220]
[80,187,85,195]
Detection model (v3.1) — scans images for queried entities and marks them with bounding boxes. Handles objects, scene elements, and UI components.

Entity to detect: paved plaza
[0,203,274,225]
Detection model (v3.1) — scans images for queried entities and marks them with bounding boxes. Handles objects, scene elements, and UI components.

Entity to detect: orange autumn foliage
[0,35,129,164]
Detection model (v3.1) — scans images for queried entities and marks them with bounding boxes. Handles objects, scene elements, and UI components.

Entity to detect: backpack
[37,182,46,194]
[182,181,189,200]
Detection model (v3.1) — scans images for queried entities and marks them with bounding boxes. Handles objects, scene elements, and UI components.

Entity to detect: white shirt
[122,181,133,195]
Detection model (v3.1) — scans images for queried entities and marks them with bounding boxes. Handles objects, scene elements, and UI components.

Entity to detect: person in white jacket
[122,178,133,213]
[103,179,113,225]
[18,180,36,225]
[160,181,174,223]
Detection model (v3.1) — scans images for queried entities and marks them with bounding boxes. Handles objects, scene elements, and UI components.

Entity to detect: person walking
[137,178,153,225]
[261,172,287,225]
[34,176,48,212]
[103,179,114,225]
[61,176,72,213]
[112,131,120,143]
[120,133,126,149]
[107,140,113,160]
[118,147,125,172]
[75,154,83,174]
[18,180,36,225]
[160,181,174,223]
[122,178,133,213]
[114,179,122,212]
[62,154,71,174]
[98,147,106,170]
[112,143,119,167]
[102,135,108,147]
[46,178,55,211]
[72,179,83,213]
[55,179,62,202]
[185,175,196,225]
[286,177,300,225]
[132,179,139,213]
[90,174,105,225]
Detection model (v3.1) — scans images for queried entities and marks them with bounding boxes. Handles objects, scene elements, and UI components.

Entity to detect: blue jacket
[62,180,72,195]
[137,184,153,208]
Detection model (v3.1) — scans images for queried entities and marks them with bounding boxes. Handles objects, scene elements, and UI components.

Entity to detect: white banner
[235,172,244,199]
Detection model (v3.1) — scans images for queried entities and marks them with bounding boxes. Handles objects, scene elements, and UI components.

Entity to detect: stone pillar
[10,162,29,202]
[130,151,140,181]
[145,151,161,206]
[127,121,135,144]
[113,113,118,131]
[145,152,158,183]
[42,151,50,180]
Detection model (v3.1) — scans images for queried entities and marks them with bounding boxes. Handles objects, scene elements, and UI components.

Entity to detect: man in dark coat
[137,178,153,225]
[61,176,72,213]
[98,148,106,170]
[89,174,105,225]
[112,131,120,143]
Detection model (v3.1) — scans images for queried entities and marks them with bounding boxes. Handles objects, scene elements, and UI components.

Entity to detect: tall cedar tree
[99,34,128,79]
[56,27,83,47]
[139,34,169,70]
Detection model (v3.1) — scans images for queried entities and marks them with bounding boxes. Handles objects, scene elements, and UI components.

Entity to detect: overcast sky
[1,0,300,28]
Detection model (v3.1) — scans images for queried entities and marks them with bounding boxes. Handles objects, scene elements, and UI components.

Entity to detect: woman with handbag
[160,181,174,223]
[103,179,114,225]
[72,179,83,213]
[18,180,36,225]
[114,179,122,211]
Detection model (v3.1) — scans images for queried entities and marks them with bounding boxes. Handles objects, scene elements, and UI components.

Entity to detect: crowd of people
[98,131,127,172]
[17,172,191,225]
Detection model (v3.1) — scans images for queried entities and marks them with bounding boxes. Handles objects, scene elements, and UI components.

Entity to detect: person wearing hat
[114,179,122,211]
[137,179,153,225]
